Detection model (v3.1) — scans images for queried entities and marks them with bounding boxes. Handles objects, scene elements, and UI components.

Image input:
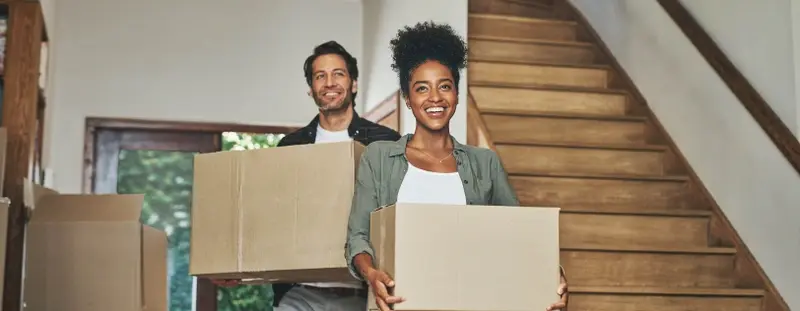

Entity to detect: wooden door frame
[83,117,299,193]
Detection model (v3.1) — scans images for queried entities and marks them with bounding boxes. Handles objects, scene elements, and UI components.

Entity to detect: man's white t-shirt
[304,124,363,289]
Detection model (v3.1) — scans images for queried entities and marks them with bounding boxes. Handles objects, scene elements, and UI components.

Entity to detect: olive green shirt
[344,134,520,280]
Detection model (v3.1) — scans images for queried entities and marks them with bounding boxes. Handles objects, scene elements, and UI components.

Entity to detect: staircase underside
[466,0,788,310]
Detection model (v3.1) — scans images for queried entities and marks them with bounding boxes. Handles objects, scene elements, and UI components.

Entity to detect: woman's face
[406,60,458,132]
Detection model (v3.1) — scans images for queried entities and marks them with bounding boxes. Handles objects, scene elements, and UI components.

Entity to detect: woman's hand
[366,268,405,311]
[546,276,568,311]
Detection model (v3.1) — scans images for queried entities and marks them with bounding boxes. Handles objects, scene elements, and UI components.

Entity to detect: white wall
[45,0,363,193]
[679,0,799,135]
[569,1,800,308]
[361,0,468,142]
[40,0,55,40]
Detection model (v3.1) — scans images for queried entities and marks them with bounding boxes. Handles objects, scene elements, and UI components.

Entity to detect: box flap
[23,178,59,211]
[0,128,7,196]
[142,225,168,311]
[30,193,145,223]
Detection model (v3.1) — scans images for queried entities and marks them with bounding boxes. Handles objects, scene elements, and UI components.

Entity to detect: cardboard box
[0,127,8,297]
[190,141,365,283]
[0,197,8,298]
[22,183,168,311]
[367,203,560,311]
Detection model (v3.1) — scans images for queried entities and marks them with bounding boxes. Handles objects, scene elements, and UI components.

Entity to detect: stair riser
[569,294,762,311]
[498,144,665,176]
[471,40,596,65]
[483,115,646,145]
[472,87,628,116]
[469,16,577,41]
[511,176,690,210]
[561,213,710,248]
[562,250,736,288]
[484,115,647,145]
[469,0,556,19]
[470,62,608,88]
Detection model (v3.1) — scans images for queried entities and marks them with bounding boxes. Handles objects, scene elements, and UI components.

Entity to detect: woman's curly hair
[390,21,468,96]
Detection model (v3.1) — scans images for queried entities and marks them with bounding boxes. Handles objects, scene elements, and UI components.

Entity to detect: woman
[345,21,569,311]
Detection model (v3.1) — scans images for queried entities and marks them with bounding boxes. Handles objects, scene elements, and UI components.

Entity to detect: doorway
[85,117,296,311]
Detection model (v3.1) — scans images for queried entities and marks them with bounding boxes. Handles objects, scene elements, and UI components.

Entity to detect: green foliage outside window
[116,132,284,311]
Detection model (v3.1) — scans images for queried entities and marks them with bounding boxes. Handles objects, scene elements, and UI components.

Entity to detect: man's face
[310,54,358,111]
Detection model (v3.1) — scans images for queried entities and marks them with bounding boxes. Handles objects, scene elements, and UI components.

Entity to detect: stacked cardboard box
[20,185,168,310]
[189,140,561,311]
[0,128,8,298]
[0,127,167,310]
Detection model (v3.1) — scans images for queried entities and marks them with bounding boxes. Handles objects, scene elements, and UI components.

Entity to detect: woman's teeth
[426,107,444,113]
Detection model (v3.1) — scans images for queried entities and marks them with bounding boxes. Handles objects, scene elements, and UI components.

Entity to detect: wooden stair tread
[469,13,576,25]
[480,108,647,122]
[570,286,764,297]
[561,207,712,217]
[469,34,593,47]
[563,245,737,255]
[495,140,668,152]
[500,0,553,9]
[471,57,612,70]
[509,170,688,182]
[471,81,630,96]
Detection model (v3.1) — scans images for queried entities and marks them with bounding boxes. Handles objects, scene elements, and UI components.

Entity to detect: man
[214,40,401,311]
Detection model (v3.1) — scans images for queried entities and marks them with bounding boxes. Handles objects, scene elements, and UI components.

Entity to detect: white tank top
[396,163,467,205]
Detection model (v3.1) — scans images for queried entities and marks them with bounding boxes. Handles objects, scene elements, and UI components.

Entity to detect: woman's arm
[488,151,521,207]
[345,147,379,280]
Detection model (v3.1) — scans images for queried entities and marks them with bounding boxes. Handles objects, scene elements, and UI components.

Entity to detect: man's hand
[546,276,568,311]
[211,279,241,288]
[366,268,405,311]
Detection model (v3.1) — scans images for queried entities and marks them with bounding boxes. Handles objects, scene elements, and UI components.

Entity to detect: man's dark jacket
[271,110,401,306]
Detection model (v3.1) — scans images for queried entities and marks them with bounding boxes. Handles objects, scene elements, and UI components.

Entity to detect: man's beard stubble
[313,91,353,113]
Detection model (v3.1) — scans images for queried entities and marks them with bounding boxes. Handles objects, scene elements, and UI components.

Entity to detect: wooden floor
[466,0,769,310]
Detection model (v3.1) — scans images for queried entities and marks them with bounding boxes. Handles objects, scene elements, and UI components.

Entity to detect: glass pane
[116,149,197,311]
[216,132,285,311]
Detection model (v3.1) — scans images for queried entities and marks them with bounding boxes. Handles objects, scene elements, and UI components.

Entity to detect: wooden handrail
[657,0,800,176]
[466,89,497,151]
[362,90,400,121]
[362,90,401,132]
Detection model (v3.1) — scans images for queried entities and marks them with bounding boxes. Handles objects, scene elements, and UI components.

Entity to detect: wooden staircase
[466,0,786,310]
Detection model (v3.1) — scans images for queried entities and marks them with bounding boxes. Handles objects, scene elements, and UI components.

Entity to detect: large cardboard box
[22,183,168,311]
[190,141,365,283]
[367,203,560,311]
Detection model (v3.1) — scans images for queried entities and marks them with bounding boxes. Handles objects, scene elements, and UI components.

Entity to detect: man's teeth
[426,107,445,113]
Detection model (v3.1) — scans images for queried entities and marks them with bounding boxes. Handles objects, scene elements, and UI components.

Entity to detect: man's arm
[345,147,380,280]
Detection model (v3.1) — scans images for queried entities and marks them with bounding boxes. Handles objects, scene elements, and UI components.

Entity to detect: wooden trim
[657,0,800,176]
[559,0,790,309]
[362,90,401,124]
[465,90,497,151]
[82,117,300,194]
[85,117,299,135]
[1,3,44,310]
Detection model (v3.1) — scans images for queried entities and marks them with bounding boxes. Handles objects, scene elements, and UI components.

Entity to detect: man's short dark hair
[303,40,359,102]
